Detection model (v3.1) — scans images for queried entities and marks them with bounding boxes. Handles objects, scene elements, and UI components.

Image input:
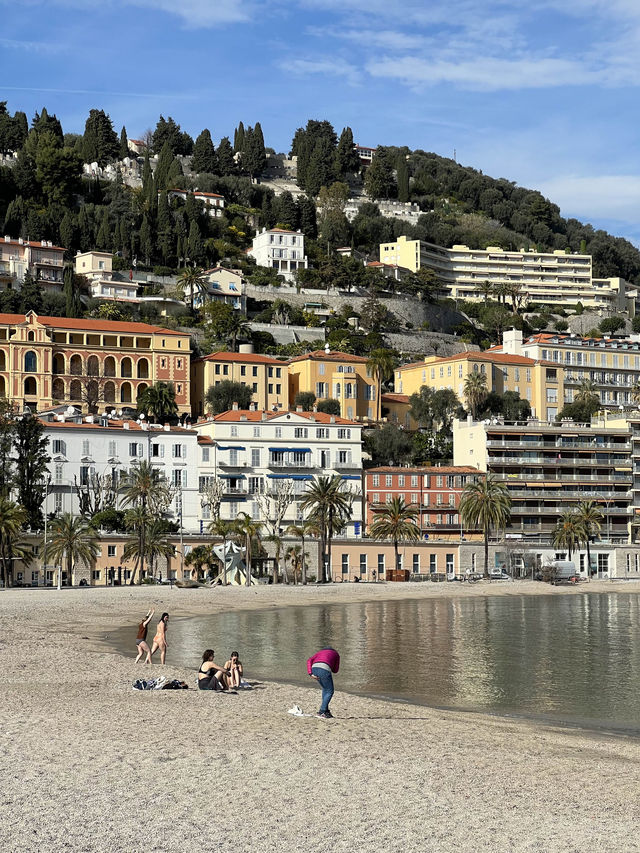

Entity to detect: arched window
[24,351,37,373]
[473,363,478,373]
[52,378,64,401]
[136,383,149,401]
[104,381,115,404]
[0,376,5,397]
[52,353,65,375]
[137,358,149,379]
[104,356,116,377]
[120,382,132,403]
[70,354,83,375]
[480,364,486,375]
[24,376,37,397]
[27,331,35,342]
[87,355,99,377]
[121,357,132,378]
[70,379,82,401]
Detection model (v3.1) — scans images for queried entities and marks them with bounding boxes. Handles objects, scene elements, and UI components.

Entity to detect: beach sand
[1,580,639,853]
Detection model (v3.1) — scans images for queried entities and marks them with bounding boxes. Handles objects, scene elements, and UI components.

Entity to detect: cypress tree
[142,148,154,207]
[191,129,218,174]
[82,109,119,165]
[336,127,360,176]
[63,264,82,318]
[119,126,129,159]
[233,121,245,153]
[20,270,43,314]
[140,214,153,264]
[364,152,395,200]
[396,156,409,203]
[216,136,235,175]
[154,141,174,190]
[59,211,77,251]
[96,208,111,250]
[298,195,317,238]
[275,191,298,229]
[187,220,204,264]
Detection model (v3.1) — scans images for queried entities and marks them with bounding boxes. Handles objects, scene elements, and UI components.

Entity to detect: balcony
[486,439,630,451]
[268,458,314,469]
[334,459,359,469]
[506,489,630,499]
[509,472,631,483]
[490,455,631,467]
[224,486,247,495]
[218,459,246,468]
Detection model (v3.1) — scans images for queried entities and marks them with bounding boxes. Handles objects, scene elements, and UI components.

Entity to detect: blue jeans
[312,666,334,713]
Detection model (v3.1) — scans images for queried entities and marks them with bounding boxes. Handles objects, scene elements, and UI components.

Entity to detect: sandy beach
[1,580,640,853]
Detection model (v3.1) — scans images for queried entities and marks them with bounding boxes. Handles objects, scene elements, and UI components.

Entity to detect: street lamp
[42,475,51,587]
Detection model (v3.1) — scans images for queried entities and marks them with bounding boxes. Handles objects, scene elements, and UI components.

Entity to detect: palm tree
[124,518,174,581]
[285,519,317,586]
[233,513,262,586]
[459,475,511,578]
[369,497,420,575]
[575,500,603,579]
[226,312,251,352]
[137,381,178,424]
[632,382,640,405]
[120,461,170,585]
[479,279,493,304]
[300,475,352,582]
[266,532,284,584]
[45,513,99,587]
[285,544,305,585]
[0,499,28,587]
[463,372,488,419]
[208,517,234,584]
[574,379,599,407]
[552,510,583,561]
[178,266,208,311]
[366,349,397,420]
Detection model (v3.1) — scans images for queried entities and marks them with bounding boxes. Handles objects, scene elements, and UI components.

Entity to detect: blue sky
[3,0,640,244]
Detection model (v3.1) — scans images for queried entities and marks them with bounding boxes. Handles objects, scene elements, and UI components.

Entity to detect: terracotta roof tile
[287,350,369,364]
[382,393,410,403]
[366,465,477,474]
[194,351,284,365]
[0,312,188,336]
[211,409,359,425]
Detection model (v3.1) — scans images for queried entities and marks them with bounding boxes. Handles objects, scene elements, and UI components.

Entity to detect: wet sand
[1,581,639,852]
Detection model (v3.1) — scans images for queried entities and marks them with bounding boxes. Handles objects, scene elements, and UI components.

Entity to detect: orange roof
[382,393,410,403]
[0,312,187,336]
[194,350,284,365]
[264,228,298,234]
[287,350,369,364]
[41,418,195,433]
[194,191,224,199]
[1,238,65,252]
[397,351,554,370]
[212,409,358,425]
[366,466,477,475]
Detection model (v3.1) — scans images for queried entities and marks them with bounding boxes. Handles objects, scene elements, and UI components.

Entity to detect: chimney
[502,328,523,355]
[3,236,9,243]
[232,401,239,411]
[123,422,130,430]
[240,414,247,421]
[164,423,170,431]
[261,411,267,421]
[85,415,94,424]
[312,405,318,412]
[330,416,336,423]
[296,405,303,412]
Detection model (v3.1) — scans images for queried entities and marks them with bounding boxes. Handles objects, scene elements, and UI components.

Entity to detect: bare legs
[150,642,167,665]
[135,640,152,664]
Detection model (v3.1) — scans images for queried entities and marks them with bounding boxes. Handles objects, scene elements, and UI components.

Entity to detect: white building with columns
[247,228,308,282]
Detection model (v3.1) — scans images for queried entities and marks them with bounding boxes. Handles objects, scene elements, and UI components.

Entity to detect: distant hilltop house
[127,138,148,155]
[0,236,65,289]
[248,227,308,283]
[167,188,225,217]
[181,267,246,312]
[355,144,377,164]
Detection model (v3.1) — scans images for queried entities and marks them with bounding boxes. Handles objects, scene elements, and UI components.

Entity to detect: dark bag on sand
[162,680,189,690]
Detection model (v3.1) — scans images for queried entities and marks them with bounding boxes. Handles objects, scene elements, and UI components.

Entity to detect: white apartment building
[379,236,636,312]
[0,236,65,288]
[193,408,364,535]
[75,251,140,302]
[248,228,308,283]
[41,410,201,532]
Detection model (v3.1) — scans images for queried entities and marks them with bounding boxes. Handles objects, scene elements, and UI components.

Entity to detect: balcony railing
[334,460,359,469]
[506,489,630,499]
[487,439,630,451]
[224,487,247,495]
[268,458,314,469]
[490,456,631,466]
[508,473,631,483]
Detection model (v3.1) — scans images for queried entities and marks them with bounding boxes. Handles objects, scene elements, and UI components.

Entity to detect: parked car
[489,569,512,580]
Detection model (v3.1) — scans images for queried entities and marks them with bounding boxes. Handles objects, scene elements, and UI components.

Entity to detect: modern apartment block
[193,409,363,535]
[248,228,308,282]
[0,311,191,414]
[191,350,289,417]
[365,466,478,539]
[379,236,636,312]
[496,328,640,409]
[0,236,65,288]
[453,417,632,568]
[394,350,564,421]
[287,348,379,421]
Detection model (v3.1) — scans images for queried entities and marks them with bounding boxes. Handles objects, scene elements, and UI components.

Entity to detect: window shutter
[182,444,187,459]
[138,443,143,457]
[182,470,187,488]
[160,445,165,458]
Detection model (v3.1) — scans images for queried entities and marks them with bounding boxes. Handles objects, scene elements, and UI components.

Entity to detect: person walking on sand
[150,612,169,665]
[307,647,340,719]
[224,651,243,689]
[134,608,155,664]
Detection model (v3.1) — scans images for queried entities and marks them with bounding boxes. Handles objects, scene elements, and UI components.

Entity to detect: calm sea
[114,592,640,733]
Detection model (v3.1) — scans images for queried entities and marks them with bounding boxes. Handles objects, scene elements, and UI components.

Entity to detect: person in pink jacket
[307,647,340,719]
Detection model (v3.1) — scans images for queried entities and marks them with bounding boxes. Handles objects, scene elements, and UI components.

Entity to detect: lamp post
[42,475,51,587]
[177,482,184,581]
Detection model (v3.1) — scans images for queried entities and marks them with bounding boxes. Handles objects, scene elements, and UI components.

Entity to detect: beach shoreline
[2,581,640,852]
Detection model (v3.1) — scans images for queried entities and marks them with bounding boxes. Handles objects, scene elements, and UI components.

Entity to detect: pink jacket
[307,648,340,675]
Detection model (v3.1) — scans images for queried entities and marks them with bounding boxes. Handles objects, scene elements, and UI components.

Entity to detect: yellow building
[394,351,564,421]
[381,393,418,430]
[191,350,288,417]
[287,348,379,421]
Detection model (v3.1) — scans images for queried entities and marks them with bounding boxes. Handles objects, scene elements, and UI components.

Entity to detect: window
[241,366,246,376]
[253,426,261,437]
[54,463,63,483]
[24,351,37,372]
[294,427,308,438]
[372,474,379,486]
[251,449,260,466]
[341,554,349,575]
[172,469,183,487]
[411,475,418,487]
[52,439,66,455]
[172,444,184,458]
[386,475,393,486]
[107,545,116,557]
[446,553,454,574]
[252,367,258,377]
[398,475,405,487]
[597,554,609,574]
[412,554,420,573]
[268,384,273,394]
[82,439,90,456]
[54,493,62,513]
[378,554,385,574]
[373,493,380,503]
[92,570,101,582]
[129,442,143,457]
[108,441,116,458]
[151,443,164,458]
[275,427,282,438]
[337,429,351,439]
[202,447,210,463]
[80,466,90,486]
[316,428,328,439]
[229,449,238,466]
[359,554,367,575]
[231,425,238,437]
[429,554,437,574]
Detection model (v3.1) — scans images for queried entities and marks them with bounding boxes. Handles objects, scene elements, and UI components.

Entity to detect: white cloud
[307,26,426,51]
[0,37,64,53]
[537,175,640,225]
[129,0,249,26]
[279,58,361,86]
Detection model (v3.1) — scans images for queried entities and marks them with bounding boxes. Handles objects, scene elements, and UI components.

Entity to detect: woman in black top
[198,650,232,691]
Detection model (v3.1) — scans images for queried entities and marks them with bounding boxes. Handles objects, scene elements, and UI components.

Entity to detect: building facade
[167,189,225,217]
[453,417,632,568]
[0,311,191,414]
[193,409,364,536]
[183,267,246,311]
[395,351,564,421]
[248,228,308,282]
[287,348,379,421]
[0,236,65,288]
[75,251,141,302]
[365,466,479,539]
[379,237,636,312]
[191,350,289,417]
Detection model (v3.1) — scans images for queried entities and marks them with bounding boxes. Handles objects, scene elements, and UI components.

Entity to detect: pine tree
[275,191,298,229]
[234,121,245,153]
[336,127,360,176]
[216,136,235,176]
[191,129,218,174]
[364,151,395,200]
[13,414,50,532]
[119,126,129,159]
[32,108,63,145]
[396,155,409,203]
[20,270,43,314]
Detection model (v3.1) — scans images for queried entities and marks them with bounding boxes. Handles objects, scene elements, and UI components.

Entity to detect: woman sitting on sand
[224,651,243,689]
[150,612,169,665]
[134,608,155,664]
[198,650,233,691]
